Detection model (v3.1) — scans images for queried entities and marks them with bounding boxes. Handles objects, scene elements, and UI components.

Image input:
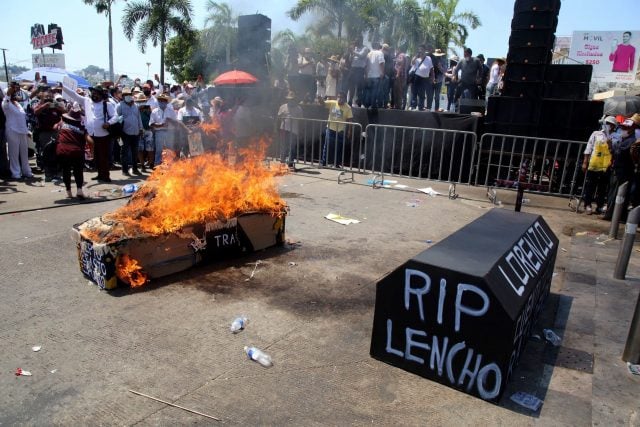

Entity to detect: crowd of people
[0,74,241,198]
[278,39,506,112]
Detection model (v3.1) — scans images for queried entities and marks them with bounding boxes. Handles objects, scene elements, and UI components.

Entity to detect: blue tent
[15,67,91,88]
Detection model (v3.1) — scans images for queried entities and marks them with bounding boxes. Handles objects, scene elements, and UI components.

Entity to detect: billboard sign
[32,53,65,69]
[31,23,64,50]
[569,30,640,84]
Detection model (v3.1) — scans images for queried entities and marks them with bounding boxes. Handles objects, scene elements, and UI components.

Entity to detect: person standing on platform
[486,57,506,102]
[445,56,459,112]
[430,49,447,111]
[321,91,353,168]
[393,48,408,110]
[346,37,369,107]
[409,45,434,111]
[453,48,482,104]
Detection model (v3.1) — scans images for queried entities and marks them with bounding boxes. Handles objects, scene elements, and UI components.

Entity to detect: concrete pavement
[0,162,639,425]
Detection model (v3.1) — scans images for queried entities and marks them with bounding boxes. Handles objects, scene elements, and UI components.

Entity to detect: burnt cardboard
[73,212,285,289]
[370,209,558,402]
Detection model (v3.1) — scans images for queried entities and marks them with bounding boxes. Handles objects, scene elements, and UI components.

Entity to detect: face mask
[124,96,133,103]
[621,129,632,138]
[91,94,102,102]
[143,90,151,96]
[159,102,168,109]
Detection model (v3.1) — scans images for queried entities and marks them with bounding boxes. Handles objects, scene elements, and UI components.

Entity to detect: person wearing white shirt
[409,44,434,111]
[149,93,178,165]
[364,43,386,108]
[486,57,505,102]
[177,98,204,124]
[2,83,33,179]
[62,84,118,182]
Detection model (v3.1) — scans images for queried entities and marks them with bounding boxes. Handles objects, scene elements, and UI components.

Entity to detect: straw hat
[433,49,446,56]
[328,55,340,63]
[630,113,640,126]
[285,91,296,100]
[156,93,170,102]
[134,93,148,103]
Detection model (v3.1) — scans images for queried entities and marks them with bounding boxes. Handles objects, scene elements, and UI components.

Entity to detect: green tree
[287,0,359,40]
[203,1,236,66]
[164,30,204,83]
[83,0,119,80]
[421,0,480,55]
[121,0,193,84]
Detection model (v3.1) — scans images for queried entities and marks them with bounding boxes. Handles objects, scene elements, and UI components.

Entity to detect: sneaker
[585,205,593,215]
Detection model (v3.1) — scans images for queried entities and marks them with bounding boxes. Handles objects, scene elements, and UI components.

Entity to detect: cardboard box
[73,212,286,290]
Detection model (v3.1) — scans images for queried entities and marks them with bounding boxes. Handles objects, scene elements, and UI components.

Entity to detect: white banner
[32,53,65,69]
[569,30,640,84]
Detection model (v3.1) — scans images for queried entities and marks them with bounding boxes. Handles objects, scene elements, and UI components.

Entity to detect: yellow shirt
[325,100,353,132]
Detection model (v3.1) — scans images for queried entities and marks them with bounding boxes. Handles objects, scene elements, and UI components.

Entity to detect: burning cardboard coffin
[72,147,287,289]
[73,212,285,289]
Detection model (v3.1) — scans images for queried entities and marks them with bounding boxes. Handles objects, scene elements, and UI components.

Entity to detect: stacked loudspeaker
[236,14,271,83]
[486,0,603,141]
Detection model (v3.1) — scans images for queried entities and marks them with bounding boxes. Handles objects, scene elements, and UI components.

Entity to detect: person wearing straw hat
[117,87,144,176]
[134,93,154,171]
[149,93,178,165]
[55,107,86,199]
[278,91,304,168]
[430,48,447,111]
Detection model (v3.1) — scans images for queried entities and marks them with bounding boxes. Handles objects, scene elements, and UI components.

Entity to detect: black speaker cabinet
[504,64,547,82]
[511,11,558,30]
[509,30,555,49]
[502,81,545,98]
[457,99,486,114]
[507,47,552,64]
[543,82,589,100]
[544,64,593,83]
[486,96,541,124]
[540,99,603,128]
[237,14,271,54]
[514,0,561,13]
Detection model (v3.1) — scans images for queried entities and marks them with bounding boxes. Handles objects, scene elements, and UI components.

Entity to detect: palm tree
[287,0,359,40]
[121,0,193,84]
[203,1,236,66]
[421,0,480,55]
[83,0,117,81]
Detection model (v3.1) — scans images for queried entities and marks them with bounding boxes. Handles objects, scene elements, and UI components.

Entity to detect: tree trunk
[160,37,165,85]
[108,2,114,81]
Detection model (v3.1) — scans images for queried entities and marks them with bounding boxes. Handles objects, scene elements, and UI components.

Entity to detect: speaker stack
[487,0,603,141]
[236,14,271,83]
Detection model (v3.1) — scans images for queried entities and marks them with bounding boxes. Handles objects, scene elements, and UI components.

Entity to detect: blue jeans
[322,128,345,167]
[363,77,382,108]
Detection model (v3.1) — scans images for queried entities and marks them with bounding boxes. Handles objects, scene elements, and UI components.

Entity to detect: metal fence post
[623,292,640,364]
[609,181,629,239]
[614,206,640,280]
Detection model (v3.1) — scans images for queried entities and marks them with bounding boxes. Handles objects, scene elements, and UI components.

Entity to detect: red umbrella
[213,70,258,86]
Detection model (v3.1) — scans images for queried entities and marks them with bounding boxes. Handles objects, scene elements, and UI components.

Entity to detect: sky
[2,0,638,83]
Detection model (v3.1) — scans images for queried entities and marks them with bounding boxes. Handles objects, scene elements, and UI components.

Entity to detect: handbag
[408,55,427,84]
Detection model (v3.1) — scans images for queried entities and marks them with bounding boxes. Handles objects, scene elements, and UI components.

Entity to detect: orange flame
[81,139,287,243]
[200,121,221,136]
[116,254,148,287]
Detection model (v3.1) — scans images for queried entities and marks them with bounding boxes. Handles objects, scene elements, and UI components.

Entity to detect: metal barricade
[272,117,363,172]
[362,124,478,184]
[473,133,587,196]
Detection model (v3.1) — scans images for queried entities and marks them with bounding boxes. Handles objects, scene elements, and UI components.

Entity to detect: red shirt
[55,120,86,158]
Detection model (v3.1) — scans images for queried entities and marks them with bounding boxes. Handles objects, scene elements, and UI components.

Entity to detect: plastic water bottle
[230,316,248,333]
[122,184,138,195]
[244,346,273,367]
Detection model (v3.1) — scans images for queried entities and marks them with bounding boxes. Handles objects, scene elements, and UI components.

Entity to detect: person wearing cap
[277,91,304,168]
[55,108,86,199]
[486,57,506,102]
[581,116,616,215]
[2,82,34,180]
[603,115,638,220]
[149,93,178,165]
[62,83,119,182]
[321,91,353,168]
[134,93,154,171]
[116,87,144,175]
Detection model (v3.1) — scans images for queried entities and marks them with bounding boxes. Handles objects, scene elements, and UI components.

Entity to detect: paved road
[1,166,638,425]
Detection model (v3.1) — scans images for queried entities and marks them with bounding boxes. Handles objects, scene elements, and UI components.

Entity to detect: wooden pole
[128,389,221,421]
